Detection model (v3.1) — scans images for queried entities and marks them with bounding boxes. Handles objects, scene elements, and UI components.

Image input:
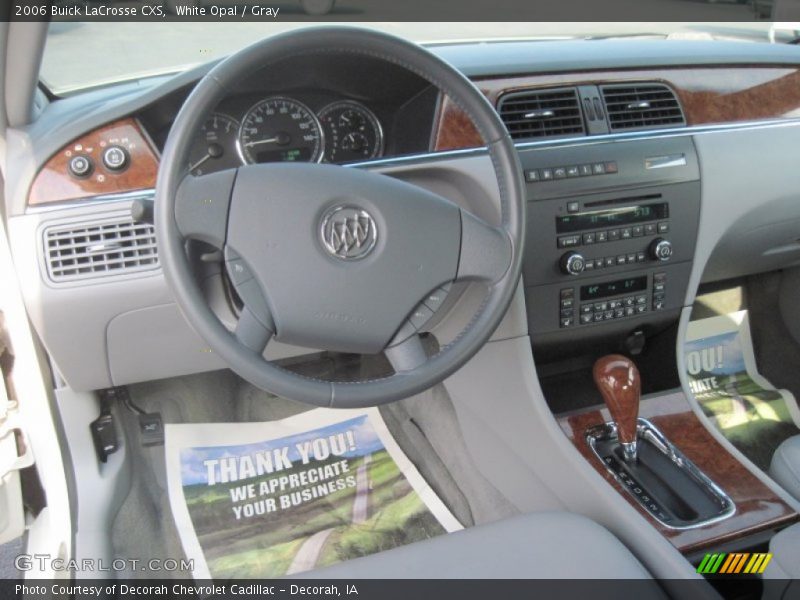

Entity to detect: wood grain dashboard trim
[434,66,800,151]
[28,118,159,206]
[558,392,798,554]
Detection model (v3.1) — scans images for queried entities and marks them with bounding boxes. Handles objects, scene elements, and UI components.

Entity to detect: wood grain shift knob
[593,354,641,447]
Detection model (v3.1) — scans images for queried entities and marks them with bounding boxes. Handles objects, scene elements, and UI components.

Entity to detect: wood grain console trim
[28,118,159,206]
[558,392,798,554]
[435,66,800,151]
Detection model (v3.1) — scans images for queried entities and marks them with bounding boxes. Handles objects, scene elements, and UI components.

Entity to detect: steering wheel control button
[560,251,586,276]
[68,155,93,178]
[226,259,253,285]
[650,238,673,261]
[232,278,272,325]
[102,145,129,171]
[390,319,417,346]
[422,288,448,312]
[320,205,378,260]
[409,304,435,330]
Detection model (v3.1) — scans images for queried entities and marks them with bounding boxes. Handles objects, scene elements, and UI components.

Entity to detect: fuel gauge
[188,113,242,175]
[318,101,383,164]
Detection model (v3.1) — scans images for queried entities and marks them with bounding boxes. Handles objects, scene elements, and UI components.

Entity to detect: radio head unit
[519,135,700,342]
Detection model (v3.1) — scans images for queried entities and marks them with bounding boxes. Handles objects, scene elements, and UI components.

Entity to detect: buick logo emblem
[320,206,377,260]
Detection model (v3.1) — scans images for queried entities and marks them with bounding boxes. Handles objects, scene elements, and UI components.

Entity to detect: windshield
[42,22,778,95]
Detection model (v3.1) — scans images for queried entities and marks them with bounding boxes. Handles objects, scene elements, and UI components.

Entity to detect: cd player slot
[583,193,663,209]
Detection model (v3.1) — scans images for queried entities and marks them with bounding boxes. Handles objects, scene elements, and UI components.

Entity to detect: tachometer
[188,113,242,176]
[318,100,383,163]
[237,97,324,164]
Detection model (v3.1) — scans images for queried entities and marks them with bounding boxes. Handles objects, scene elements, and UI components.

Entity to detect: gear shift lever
[593,354,641,462]
[587,355,734,528]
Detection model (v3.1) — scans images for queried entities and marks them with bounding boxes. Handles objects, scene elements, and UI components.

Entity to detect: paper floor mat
[165,407,462,579]
[685,310,800,471]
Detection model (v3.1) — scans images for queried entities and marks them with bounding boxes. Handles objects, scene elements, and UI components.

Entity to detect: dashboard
[8,38,800,393]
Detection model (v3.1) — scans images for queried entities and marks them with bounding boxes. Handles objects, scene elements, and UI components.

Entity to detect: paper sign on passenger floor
[685,310,800,469]
[166,407,462,579]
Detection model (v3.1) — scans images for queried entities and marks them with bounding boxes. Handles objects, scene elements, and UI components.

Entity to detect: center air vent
[44,217,158,284]
[497,88,586,140]
[601,83,685,131]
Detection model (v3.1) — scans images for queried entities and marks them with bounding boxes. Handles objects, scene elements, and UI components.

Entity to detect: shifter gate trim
[586,418,735,530]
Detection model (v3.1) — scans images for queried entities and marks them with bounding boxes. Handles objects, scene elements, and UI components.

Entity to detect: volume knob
[560,251,586,275]
[649,238,673,262]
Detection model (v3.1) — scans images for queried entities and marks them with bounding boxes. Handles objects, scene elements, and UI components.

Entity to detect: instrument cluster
[188,96,384,176]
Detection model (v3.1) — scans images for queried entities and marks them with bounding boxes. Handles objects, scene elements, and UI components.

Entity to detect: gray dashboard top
[433,38,800,78]
[8,37,800,217]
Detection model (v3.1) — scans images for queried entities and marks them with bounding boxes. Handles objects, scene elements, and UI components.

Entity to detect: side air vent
[601,83,685,131]
[44,218,158,284]
[497,87,586,140]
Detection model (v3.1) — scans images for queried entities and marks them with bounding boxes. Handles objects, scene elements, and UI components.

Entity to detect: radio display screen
[556,203,669,233]
[581,276,647,301]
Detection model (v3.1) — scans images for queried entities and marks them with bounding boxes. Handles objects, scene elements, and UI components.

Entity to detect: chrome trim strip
[586,418,736,531]
[24,117,800,213]
[25,189,155,215]
[645,154,688,170]
[353,117,800,169]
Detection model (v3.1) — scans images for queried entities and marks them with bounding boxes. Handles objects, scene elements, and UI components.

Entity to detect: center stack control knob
[560,251,586,275]
[649,238,673,262]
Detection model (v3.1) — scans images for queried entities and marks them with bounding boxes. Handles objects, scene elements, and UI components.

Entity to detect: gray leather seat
[769,435,800,500]
[300,511,661,582]
[763,523,800,600]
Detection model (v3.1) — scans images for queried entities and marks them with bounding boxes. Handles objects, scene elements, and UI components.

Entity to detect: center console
[519,137,700,347]
[519,134,800,555]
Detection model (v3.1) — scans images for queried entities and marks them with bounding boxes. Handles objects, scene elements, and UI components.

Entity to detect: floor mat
[165,407,461,579]
[685,309,800,471]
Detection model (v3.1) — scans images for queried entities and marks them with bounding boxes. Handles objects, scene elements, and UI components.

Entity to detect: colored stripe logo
[697,553,772,574]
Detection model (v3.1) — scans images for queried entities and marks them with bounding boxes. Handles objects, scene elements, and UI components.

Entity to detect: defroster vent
[601,83,685,131]
[497,88,586,140]
[44,217,159,284]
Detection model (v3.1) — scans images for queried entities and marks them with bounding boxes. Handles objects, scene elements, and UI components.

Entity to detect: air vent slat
[497,87,585,141]
[44,217,159,284]
[601,83,685,131]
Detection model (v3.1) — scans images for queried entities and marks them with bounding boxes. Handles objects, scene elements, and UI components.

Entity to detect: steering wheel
[155,27,525,407]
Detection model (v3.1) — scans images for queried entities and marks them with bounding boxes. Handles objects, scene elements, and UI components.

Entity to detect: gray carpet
[749,272,800,416]
[111,364,517,578]
[0,538,21,579]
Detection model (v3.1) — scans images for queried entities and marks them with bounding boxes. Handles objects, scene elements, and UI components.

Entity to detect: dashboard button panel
[29,118,160,206]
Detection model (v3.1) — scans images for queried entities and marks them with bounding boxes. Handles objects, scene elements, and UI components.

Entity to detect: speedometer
[237,97,324,164]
